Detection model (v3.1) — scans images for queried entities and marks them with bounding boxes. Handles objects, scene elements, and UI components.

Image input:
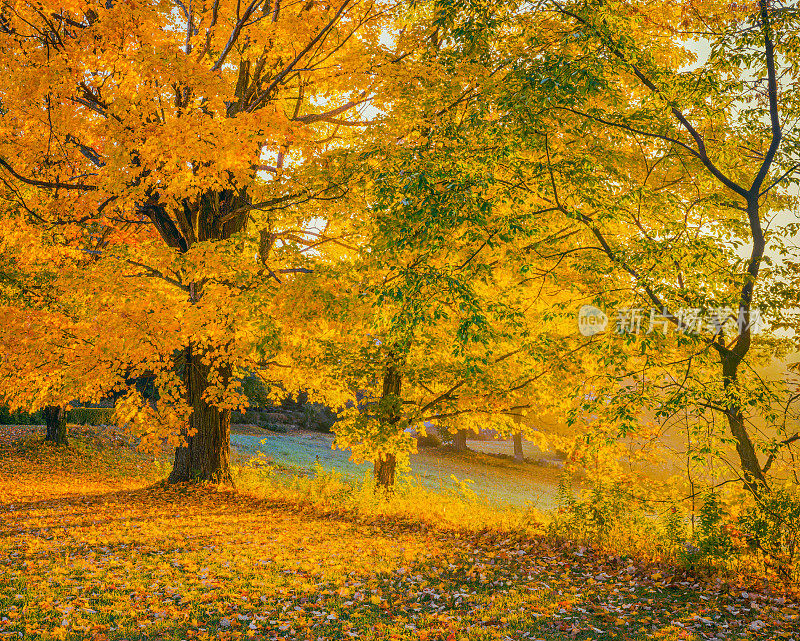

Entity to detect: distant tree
[452,429,470,453]
[513,431,524,463]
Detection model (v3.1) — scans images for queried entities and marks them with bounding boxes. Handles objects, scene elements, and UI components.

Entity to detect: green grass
[231,430,567,509]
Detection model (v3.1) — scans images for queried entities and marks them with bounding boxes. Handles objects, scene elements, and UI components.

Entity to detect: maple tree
[0,0,404,481]
[1,0,798,506]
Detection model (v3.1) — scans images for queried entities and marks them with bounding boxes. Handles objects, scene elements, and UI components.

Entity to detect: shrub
[241,375,270,409]
[739,488,800,581]
[695,489,732,559]
[661,501,687,550]
[68,407,116,426]
[0,406,45,425]
[302,403,337,432]
[263,423,289,434]
[242,410,264,425]
[548,474,661,556]
[416,433,442,448]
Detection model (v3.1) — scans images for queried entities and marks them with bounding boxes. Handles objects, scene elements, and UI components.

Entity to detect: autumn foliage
[1,0,799,552]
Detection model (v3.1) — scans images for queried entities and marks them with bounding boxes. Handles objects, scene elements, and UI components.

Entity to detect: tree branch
[762,433,800,475]
[210,0,265,71]
[292,95,372,125]
[549,0,748,199]
[750,0,782,197]
[246,0,353,112]
[0,158,98,191]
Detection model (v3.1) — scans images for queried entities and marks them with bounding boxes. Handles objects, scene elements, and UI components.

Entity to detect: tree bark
[452,429,469,452]
[374,364,402,489]
[374,452,396,488]
[725,409,766,496]
[513,431,524,462]
[160,188,248,485]
[168,343,232,483]
[718,346,768,497]
[44,405,68,445]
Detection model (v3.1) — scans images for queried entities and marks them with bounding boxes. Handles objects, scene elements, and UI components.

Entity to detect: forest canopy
[0,0,799,507]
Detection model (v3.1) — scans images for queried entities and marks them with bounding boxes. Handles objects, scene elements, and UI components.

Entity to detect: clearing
[232,429,566,509]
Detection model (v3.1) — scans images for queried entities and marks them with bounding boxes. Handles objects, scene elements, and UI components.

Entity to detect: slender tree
[498,0,800,496]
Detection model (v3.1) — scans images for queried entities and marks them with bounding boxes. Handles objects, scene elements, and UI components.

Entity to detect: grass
[230,429,567,509]
[0,425,163,504]
[0,429,798,641]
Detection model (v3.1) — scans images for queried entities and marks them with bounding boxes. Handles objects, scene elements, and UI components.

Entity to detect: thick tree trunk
[44,405,67,445]
[374,452,396,487]
[161,190,249,485]
[168,343,232,483]
[513,431,524,462]
[374,364,402,489]
[452,429,469,452]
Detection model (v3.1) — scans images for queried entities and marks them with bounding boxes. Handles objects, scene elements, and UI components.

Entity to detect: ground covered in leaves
[0,433,798,640]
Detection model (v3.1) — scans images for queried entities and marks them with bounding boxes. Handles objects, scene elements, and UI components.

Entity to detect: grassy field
[231,430,566,509]
[1,428,798,641]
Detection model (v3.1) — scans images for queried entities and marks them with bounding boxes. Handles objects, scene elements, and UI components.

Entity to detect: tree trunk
[374,452,396,487]
[162,189,249,485]
[374,364,402,489]
[513,431,524,462]
[168,343,232,483]
[720,346,768,497]
[725,409,767,496]
[44,405,67,445]
[453,429,469,452]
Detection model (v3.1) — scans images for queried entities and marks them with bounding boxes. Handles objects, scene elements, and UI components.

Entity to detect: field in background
[231,430,567,509]
[1,424,568,509]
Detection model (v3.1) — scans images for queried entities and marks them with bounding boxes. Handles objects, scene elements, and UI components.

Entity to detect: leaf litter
[0,437,797,641]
